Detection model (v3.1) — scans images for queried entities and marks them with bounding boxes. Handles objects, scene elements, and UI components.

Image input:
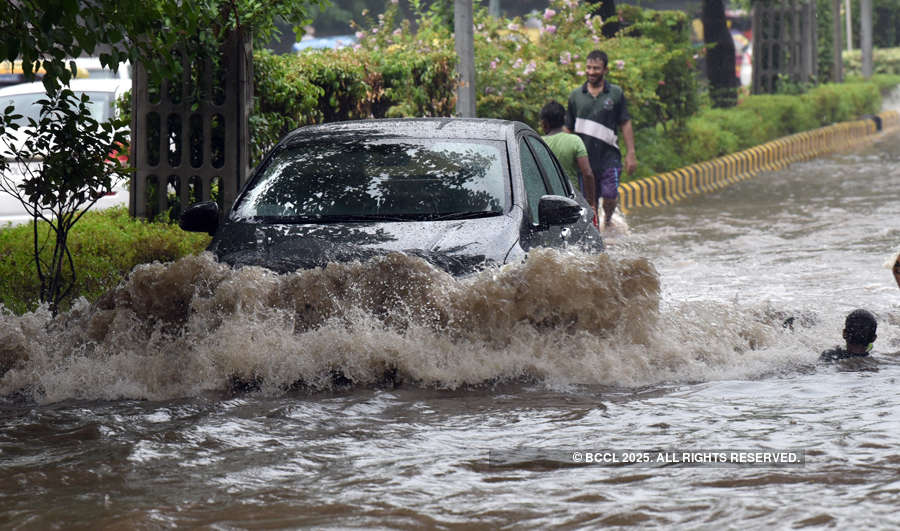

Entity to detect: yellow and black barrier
[619,109,900,212]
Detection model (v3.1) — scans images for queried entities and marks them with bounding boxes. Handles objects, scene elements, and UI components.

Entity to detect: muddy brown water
[2,129,900,529]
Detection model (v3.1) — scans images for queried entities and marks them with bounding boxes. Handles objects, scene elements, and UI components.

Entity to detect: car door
[517,134,566,251]
[523,135,603,252]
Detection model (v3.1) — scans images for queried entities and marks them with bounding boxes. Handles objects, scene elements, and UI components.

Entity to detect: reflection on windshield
[234,138,508,222]
[1,91,115,128]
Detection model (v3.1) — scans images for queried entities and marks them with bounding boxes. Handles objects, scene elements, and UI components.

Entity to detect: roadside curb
[618,109,900,212]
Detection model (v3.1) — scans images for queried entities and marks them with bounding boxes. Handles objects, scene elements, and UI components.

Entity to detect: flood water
[2,129,900,528]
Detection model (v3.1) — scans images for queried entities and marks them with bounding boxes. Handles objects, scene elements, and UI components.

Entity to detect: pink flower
[490,60,498,70]
[559,51,571,65]
[393,28,401,36]
[615,60,625,70]
[391,0,398,3]
[355,31,365,40]
[592,35,600,43]
[513,58,523,69]
[543,25,557,34]
[523,61,536,75]
[658,80,666,85]
[577,70,585,76]
[507,23,520,31]
[543,8,556,20]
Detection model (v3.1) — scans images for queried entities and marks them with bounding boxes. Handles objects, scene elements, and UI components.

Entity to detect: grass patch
[0,206,211,314]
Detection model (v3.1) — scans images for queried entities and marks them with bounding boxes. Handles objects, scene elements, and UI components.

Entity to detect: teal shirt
[542,132,588,188]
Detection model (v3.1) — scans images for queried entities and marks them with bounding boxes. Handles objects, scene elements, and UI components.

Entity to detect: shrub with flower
[470,0,697,139]
[252,0,701,178]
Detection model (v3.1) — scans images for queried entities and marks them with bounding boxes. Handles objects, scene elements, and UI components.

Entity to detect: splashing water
[0,247,804,403]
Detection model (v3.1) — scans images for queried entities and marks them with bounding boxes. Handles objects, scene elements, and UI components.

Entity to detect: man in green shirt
[539,100,597,217]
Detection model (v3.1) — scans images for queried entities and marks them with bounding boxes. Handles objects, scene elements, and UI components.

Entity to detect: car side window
[526,136,568,197]
[519,137,549,225]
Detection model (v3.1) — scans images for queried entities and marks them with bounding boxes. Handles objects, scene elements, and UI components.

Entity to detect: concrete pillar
[861,0,873,79]
[488,0,500,18]
[454,0,476,117]
[832,0,843,82]
[845,0,852,51]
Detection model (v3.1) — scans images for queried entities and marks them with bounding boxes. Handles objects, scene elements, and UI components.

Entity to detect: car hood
[209,214,521,276]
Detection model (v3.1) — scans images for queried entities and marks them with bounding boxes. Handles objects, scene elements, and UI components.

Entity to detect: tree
[0,90,129,314]
[587,0,620,38]
[702,0,738,107]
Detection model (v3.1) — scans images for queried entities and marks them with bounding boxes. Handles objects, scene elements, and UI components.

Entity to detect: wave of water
[1,248,822,403]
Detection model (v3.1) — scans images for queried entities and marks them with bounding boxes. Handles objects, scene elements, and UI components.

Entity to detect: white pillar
[861,0,873,78]
[488,0,500,18]
[845,0,852,51]
[832,0,843,82]
[454,0,476,117]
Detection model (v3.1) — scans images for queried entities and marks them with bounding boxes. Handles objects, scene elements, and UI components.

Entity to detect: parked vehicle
[0,77,131,226]
[180,118,604,275]
[0,57,130,89]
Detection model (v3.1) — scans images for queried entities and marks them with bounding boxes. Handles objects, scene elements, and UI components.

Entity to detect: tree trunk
[587,0,619,39]
[703,0,738,107]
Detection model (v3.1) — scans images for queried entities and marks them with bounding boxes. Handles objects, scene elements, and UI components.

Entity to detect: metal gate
[130,30,252,219]
[752,2,817,94]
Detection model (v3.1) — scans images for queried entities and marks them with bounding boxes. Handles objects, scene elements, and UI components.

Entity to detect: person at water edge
[565,49,637,228]
[539,100,597,217]
[819,309,878,362]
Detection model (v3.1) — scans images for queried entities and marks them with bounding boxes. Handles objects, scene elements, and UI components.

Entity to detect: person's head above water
[843,309,877,352]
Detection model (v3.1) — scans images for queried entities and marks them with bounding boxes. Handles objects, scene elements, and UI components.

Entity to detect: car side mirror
[538,195,582,227]
[179,201,220,235]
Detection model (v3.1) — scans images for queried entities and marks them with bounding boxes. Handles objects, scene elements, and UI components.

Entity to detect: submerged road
[1,125,899,528]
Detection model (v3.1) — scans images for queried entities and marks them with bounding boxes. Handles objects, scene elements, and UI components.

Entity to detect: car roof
[282,118,530,145]
[70,57,131,80]
[0,77,130,97]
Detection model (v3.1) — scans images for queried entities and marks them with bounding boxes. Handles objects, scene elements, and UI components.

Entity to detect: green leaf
[62,0,79,15]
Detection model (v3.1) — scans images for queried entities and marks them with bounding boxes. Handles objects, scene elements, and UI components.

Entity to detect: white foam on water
[0,249,818,403]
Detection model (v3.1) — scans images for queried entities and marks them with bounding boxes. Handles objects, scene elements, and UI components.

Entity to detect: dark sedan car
[179,118,604,275]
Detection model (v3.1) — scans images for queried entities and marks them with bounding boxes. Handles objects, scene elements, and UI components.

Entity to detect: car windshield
[1,90,116,128]
[233,136,509,222]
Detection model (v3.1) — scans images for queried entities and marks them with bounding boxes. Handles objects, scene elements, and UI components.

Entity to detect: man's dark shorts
[599,167,620,199]
[578,166,621,201]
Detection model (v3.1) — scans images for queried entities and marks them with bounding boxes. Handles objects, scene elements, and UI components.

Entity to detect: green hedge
[843,47,900,76]
[0,207,210,314]
[251,12,456,166]
[249,0,698,168]
[631,78,893,177]
[250,2,895,181]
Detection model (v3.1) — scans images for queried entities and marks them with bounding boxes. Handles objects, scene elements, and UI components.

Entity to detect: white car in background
[0,77,131,226]
[71,57,132,82]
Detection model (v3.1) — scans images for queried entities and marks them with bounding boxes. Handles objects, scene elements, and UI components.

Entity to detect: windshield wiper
[433,211,500,221]
[271,214,409,223]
